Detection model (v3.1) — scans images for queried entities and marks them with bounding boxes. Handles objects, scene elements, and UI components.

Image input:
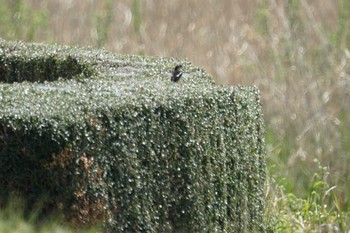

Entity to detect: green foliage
[332,0,350,49]
[0,41,94,83]
[256,0,302,38]
[255,0,270,36]
[0,0,47,41]
[265,161,349,232]
[132,0,142,35]
[0,40,266,232]
[0,197,102,233]
[94,0,114,48]
[285,0,302,35]
[339,111,350,157]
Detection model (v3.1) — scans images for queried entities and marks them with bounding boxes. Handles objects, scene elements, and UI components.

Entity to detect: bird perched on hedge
[171,65,183,82]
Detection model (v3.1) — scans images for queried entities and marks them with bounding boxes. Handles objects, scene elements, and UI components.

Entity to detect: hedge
[0,39,266,232]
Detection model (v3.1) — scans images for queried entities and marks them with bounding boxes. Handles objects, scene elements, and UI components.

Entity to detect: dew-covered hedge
[0,39,266,232]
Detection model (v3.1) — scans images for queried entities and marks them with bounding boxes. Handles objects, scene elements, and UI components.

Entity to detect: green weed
[0,0,47,41]
[0,197,102,233]
[265,161,349,232]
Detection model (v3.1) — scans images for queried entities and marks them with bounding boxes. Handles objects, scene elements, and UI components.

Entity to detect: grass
[0,197,102,233]
[265,161,349,232]
[0,0,350,231]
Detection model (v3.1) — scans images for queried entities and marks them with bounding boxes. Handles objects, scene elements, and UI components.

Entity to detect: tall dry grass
[1,0,350,214]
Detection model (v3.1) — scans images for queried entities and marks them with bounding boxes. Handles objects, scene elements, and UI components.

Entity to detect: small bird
[171,65,183,82]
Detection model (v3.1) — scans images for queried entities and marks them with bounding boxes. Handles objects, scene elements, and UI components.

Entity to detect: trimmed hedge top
[0,37,212,83]
[0,39,266,233]
[0,38,217,145]
[0,38,216,127]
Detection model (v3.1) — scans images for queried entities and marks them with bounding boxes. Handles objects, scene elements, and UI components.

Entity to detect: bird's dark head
[174,65,182,71]
[171,64,183,82]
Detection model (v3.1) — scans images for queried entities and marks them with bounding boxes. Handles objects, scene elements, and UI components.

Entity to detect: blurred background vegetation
[0,0,349,232]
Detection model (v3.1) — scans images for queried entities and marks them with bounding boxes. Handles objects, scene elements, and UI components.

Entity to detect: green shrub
[0,39,266,232]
